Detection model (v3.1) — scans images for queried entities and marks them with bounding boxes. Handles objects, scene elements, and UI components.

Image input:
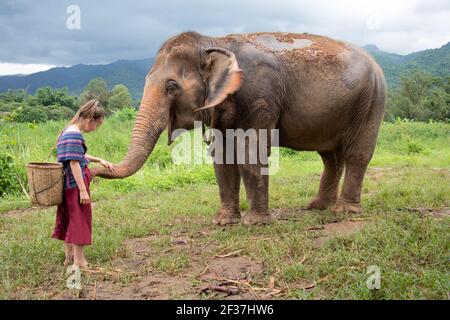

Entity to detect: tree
[423,87,450,121]
[108,84,133,112]
[78,77,110,109]
[386,70,450,122]
[35,86,77,110]
[0,89,27,104]
[35,86,54,106]
[14,105,48,123]
[45,105,76,121]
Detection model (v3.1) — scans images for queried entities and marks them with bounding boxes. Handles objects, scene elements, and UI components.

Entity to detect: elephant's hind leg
[332,159,368,214]
[333,87,385,214]
[308,150,344,210]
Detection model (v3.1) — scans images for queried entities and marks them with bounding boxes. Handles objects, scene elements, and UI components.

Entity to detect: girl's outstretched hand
[99,159,115,172]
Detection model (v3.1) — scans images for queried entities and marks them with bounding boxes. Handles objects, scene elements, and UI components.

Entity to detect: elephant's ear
[196,48,243,111]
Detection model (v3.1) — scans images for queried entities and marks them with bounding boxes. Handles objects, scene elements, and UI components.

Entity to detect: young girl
[52,99,114,268]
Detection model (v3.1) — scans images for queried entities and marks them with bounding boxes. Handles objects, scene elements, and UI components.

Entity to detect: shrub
[280,147,298,158]
[407,141,424,154]
[0,151,23,197]
[14,105,48,123]
[112,107,137,121]
[45,105,76,121]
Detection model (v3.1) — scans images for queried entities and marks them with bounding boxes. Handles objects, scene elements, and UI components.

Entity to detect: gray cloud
[0,0,449,65]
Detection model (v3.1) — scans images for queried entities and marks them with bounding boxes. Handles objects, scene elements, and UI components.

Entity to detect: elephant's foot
[242,212,273,226]
[332,199,362,214]
[307,196,337,210]
[213,209,241,226]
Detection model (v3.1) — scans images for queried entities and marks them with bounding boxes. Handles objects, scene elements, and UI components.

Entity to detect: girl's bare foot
[73,244,88,268]
[76,260,89,269]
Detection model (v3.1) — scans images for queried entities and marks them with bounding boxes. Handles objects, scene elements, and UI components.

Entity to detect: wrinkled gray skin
[92,32,386,226]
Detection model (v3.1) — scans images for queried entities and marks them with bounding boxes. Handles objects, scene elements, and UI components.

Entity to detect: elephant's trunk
[91,84,169,179]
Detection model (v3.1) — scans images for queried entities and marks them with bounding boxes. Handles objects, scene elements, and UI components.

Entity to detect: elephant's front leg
[213,162,241,225]
[239,163,272,225]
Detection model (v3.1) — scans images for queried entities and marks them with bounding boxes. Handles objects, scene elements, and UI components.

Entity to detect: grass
[0,114,449,299]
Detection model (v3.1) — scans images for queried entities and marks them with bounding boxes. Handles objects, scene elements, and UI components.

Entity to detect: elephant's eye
[165,80,179,95]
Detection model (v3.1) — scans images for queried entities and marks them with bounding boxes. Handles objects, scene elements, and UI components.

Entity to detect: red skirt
[52,167,92,245]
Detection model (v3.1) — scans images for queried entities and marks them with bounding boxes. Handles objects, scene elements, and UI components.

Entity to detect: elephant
[91,31,386,226]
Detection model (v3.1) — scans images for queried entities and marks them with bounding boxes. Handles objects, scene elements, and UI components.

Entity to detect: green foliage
[108,84,133,112]
[78,77,110,112]
[0,150,23,197]
[365,42,450,87]
[44,105,76,121]
[407,140,424,154]
[34,86,77,110]
[0,81,133,123]
[111,107,137,121]
[386,70,450,122]
[14,105,48,123]
[0,89,28,103]
[279,147,298,157]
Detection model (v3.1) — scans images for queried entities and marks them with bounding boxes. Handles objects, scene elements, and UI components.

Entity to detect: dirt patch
[109,234,161,270]
[51,253,265,300]
[199,256,264,282]
[221,32,348,66]
[432,168,449,177]
[366,167,388,181]
[1,201,100,218]
[94,274,194,300]
[406,207,450,220]
[52,272,195,300]
[198,256,275,299]
[1,206,43,218]
[52,233,266,300]
[123,234,159,254]
[311,220,368,248]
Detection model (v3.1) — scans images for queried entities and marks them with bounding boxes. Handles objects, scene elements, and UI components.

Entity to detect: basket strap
[31,173,64,196]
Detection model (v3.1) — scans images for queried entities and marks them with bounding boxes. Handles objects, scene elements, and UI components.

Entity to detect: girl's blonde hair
[69,99,105,124]
[50,99,105,157]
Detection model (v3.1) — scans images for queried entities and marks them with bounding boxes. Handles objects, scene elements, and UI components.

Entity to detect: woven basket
[26,162,64,206]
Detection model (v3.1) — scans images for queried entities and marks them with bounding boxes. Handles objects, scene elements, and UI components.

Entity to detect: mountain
[363,42,450,86]
[0,42,448,97]
[0,59,154,100]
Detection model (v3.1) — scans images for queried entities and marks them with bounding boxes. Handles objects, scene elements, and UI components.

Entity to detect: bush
[108,84,133,112]
[112,107,137,121]
[279,147,298,158]
[14,105,48,123]
[407,141,424,154]
[45,105,76,121]
[0,151,23,197]
[386,70,449,122]
[0,102,22,112]
[35,86,77,110]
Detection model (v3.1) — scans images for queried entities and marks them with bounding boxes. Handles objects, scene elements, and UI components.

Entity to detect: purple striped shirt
[56,130,89,189]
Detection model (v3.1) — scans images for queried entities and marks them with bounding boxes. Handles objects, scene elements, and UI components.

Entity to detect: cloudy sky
[0,0,449,75]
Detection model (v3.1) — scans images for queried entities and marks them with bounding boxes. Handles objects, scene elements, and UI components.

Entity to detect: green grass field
[0,113,449,299]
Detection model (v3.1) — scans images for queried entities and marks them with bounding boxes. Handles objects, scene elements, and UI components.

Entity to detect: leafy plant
[407,140,424,154]
[0,151,24,197]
